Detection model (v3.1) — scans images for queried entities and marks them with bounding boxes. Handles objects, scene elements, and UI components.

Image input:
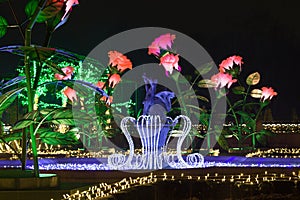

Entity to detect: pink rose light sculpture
[54,66,78,102]
[219,55,243,73]
[211,72,237,89]
[108,50,132,72]
[199,55,278,150]
[148,33,176,56]
[54,66,74,80]
[62,0,80,20]
[159,53,181,76]
[53,51,132,105]
[96,81,106,90]
[148,33,181,76]
[63,87,77,103]
[108,74,121,88]
[261,87,278,102]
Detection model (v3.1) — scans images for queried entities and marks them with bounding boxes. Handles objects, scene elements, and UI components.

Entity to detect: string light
[59,170,300,200]
[246,148,300,158]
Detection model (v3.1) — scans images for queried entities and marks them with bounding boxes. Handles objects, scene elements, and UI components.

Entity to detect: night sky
[0,0,300,121]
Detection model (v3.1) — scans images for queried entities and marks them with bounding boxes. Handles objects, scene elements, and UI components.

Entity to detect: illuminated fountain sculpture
[107,114,204,170]
[108,76,204,170]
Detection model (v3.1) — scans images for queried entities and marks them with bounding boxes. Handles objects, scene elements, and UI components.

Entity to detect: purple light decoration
[1,156,300,171]
[142,75,175,148]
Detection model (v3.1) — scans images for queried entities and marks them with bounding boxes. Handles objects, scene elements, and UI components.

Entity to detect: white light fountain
[107,114,204,170]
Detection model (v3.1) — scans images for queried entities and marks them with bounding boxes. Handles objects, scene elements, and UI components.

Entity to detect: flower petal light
[159,53,181,76]
[108,74,121,88]
[219,55,243,73]
[100,96,113,105]
[211,72,237,89]
[62,0,79,20]
[54,66,76,102]
[96,81,106,90]
[148,33,176,56]
[108,51,132,72]
[232,55,243,66]
[54,66,74,80]
[148,42,161,56]
[155,33,176,50]
[63,87,77,103]
[260,87,278,102]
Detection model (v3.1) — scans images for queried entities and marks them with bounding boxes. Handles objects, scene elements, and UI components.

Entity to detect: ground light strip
[58,171,300,200]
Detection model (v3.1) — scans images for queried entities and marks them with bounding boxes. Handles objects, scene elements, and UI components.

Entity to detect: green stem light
[226,96,242,146]
[23,0,48,177]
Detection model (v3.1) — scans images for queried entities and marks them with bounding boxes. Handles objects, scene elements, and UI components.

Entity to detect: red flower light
[108,74,121,88]
[54,66,74,80]
[96,81,106,90]
[108,51,132,72]
[100,96,113,105]
[261,87,278,102]
[159,53,181,76]
[63,87,77,103]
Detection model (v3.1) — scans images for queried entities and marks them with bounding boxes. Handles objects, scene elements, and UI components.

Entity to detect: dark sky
[1,0,300,121]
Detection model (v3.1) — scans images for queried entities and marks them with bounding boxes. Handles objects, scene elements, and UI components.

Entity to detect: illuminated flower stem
[175,80,188,116]
[8,0,24,40]
[252,104,265,148]
[23,0,48,177]
[206,98,219,150]
[241,85,251,144]
[21,128,27,170]
[242,85,251,111]
[226,97,242,146]
[174,79,193,148]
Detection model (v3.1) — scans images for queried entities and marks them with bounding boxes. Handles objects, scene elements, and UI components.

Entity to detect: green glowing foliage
[25,0,38,19]
[0,88,23,116]
[0,0,81,176]
[17,64,51,107]
[0,127,80,146]
[0,132,22,143]
[46,5,69,32]
[12,107,94,131]
[232,86,245,95]
[194,61,214,76]
[25,0,64,23]
[0,76,25,90]
[38,129,80,145]
[12,110,39,130]
[0,16,8,38]
[19,46,56,62]
[197,79,216,88]
[50,108,93,126]
[17,61,74,108]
